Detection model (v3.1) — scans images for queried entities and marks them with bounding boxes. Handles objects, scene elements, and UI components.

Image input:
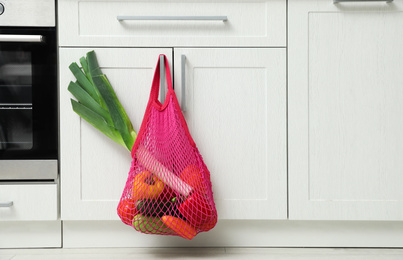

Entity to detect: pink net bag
[117,55,217,240]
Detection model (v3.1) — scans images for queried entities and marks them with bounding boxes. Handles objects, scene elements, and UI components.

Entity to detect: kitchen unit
[58,0,287,247]
[4,0,403,249]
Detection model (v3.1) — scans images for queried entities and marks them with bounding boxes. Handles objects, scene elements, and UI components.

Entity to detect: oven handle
[0,35,44,43]
[0,201,13,207]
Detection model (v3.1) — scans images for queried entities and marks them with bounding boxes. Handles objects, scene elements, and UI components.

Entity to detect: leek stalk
[68,50,137,151]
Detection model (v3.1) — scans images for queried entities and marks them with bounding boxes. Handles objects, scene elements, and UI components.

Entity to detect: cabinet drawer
[0,184,58,221]
[58,0,286,47]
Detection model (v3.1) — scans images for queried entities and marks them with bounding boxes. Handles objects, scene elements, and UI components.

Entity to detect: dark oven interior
[0,27,57,160]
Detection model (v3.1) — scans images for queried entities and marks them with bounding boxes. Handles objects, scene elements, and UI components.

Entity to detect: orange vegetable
[132,171,164,200]
[161,216,197,240]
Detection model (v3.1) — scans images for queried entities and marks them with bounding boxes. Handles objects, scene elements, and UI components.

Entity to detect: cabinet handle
[117,16,228,21]
[181,55,186,112]
[159,55,166,104]
[334,0,393,2]
[0,201,13,207]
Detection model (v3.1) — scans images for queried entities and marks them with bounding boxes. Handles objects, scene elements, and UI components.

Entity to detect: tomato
[117,198,137,225]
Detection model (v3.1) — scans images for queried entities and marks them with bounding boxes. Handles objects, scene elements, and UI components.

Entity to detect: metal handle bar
[0,35,44,43]
[181,55,186,112]
[334,0,393,3]
[0,201,13,207]
[159,55,166,104]
[117,16,227,21]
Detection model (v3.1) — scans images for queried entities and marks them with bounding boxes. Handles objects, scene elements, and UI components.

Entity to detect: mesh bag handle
[131,54,195,158]
[118,54,217,240]
[148,54,174,110]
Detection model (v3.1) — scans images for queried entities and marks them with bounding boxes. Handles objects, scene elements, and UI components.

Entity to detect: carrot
[161,216,197,240]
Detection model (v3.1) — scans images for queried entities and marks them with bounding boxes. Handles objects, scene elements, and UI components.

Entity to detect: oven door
[0,27,57,180]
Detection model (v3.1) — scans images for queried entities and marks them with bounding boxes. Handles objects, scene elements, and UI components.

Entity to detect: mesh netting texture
[117,55,217,240]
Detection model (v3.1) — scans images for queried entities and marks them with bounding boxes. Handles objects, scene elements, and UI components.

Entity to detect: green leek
[68,50,137,151]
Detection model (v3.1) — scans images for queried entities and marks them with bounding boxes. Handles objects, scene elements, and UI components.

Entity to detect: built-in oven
[0,0,57,181]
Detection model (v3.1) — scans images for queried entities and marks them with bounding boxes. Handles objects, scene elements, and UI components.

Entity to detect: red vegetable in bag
[117,198,138,226]
[117,55,217,239]
[157,185,176,201]
[178,192,213,227]
[180,165,208,195]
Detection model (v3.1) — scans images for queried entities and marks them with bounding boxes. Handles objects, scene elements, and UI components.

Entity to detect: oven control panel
[0,0,55,26]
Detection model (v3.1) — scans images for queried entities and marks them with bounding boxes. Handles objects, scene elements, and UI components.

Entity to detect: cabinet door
[289,0,403,220]
[174,48,287,219]
[59,48,172,220]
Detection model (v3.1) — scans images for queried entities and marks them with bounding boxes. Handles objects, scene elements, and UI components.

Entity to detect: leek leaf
[87,51,103,78]
[79,57,93,85]
[71,99,126,147]
[92,75,136,151]
[69,62,100,104]
[85,51,107,109]
[67,81,113,126]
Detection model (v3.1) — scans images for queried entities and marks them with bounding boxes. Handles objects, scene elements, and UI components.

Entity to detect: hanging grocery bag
[117,55,217,240]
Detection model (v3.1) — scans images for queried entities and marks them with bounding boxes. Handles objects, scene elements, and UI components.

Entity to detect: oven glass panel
[0,27,57,159]
[0,50,33,150]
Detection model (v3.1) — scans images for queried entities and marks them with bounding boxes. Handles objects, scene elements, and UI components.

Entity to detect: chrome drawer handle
[117,16,228,21]
[181,55,186,112]
[159,55,166,104]
[0,35,44,43]
[0,201,13,207]
[334,0,393,2]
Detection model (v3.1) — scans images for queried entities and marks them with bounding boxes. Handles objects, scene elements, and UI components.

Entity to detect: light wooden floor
[1,248,403,260]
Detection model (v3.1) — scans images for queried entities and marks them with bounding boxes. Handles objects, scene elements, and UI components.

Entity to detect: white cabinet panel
[289,0,403,220]
[59,48,172,220]
[58,0,286,47]
[174,48,287,219]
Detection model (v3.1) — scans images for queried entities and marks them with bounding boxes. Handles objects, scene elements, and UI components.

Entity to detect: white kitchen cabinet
[59,48,172,220]
[174,48,287,219]
[289,0,403,220]
[58,0,287,221]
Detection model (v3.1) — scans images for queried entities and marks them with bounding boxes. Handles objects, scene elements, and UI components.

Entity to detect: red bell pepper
[178,192,212,227]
